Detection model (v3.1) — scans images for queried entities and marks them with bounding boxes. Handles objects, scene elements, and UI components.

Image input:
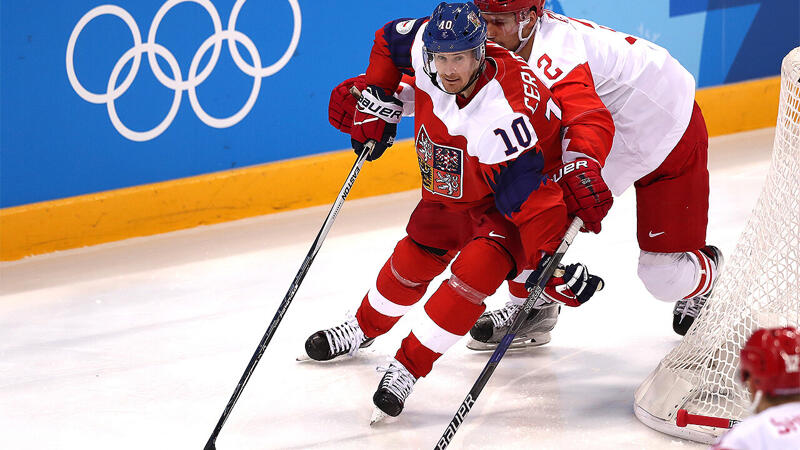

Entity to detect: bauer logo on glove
[552,160,589,183]
[551,158,613,234]
[526,262,604,307]
[356,94,403,123]
[350,85,404,161]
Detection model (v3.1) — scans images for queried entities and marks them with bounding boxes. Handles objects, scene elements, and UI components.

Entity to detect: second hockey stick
[435,217,584,450]
[205,89,374,450]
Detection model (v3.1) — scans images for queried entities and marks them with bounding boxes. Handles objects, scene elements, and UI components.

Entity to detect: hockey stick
[204,88,373,450]
[435,217,584,450]
[676,408,740,429]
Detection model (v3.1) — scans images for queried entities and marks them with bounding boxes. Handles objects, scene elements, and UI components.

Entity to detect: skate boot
[371,359,418,424]
[467,302,559,351]
[672,245,724,336]
[303,315,374,361]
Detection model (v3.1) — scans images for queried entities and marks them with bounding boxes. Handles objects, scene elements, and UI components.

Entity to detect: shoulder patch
[396,19,416,35]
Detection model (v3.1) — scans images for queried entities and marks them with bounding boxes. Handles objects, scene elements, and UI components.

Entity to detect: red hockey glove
[328,75,366,133]
[350,85,403,161]
[553,158,613,233]
[526,261,604,308]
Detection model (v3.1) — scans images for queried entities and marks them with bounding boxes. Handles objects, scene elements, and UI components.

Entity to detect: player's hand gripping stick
[203,90,374,450]
[527,262,604,307]
[435,217,584,450]
[350,85,403,161]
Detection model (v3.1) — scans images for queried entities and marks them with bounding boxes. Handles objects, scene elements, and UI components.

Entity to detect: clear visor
[481,10,531,35]
[422,45,485,80]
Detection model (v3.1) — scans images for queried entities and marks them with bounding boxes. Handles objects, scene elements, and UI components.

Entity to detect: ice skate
[672,245,724,336]
[300,315,374,362]
[370,359,417,423]
[467,302,559,351]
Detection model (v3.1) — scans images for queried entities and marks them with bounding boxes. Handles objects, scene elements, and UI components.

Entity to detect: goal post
[633,47,800,444]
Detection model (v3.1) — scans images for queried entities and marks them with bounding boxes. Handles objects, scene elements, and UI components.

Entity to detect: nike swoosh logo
[488,231,506,239]
[649,231,665,238]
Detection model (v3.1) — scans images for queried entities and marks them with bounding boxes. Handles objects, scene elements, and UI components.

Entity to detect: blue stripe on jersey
[486,150,548,218]
[381,18,426,76]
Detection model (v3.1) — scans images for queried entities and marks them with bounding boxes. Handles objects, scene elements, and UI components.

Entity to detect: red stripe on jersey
[552,62,614,165]
[570,17,595,29]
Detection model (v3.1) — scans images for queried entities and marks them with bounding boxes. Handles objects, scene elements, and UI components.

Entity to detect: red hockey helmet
[740,327,800,396]
[473,0,546,19]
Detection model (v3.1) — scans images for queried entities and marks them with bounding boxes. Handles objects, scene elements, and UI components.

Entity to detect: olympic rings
[66,0,302,142]
[189,30,261,129]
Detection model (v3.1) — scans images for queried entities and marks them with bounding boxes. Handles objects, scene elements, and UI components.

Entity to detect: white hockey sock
[637,250,714,302]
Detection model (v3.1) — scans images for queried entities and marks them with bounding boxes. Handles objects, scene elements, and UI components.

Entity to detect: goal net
[633,47,800,444]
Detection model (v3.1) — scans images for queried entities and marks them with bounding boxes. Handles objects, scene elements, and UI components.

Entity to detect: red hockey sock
[396,282,488,378]
[395,239,513,378]
[395,332,441,379]
[356,236,453,338]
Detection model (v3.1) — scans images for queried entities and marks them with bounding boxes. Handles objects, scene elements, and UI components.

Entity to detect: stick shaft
[204,144,373,450]
[435,217,583,449]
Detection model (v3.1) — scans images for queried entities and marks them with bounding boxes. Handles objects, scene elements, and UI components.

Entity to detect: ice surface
[0,128,775,449]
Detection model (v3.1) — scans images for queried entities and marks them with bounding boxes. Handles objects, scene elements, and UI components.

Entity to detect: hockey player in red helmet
[465,0,722,349]
[473,0,544,51]
[328,0,718,349]
[711,327,800,449]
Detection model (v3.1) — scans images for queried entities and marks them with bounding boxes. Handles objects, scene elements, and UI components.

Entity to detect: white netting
[634,47,800,444]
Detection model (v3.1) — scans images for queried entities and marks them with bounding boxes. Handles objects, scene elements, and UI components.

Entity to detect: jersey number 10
[494,117,533,156]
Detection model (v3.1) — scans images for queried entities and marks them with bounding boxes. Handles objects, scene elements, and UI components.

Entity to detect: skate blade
[370,408,389,426]
[295,346,377,362]
[466,332,551,351]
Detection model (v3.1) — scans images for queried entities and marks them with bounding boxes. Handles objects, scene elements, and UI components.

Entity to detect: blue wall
[2,0,798,208]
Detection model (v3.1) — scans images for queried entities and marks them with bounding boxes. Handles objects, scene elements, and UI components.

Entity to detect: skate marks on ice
[1,130,775,449]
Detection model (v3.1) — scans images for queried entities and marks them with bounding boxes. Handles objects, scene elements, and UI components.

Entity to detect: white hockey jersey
[527,12,697,195]
[711,402,800,450]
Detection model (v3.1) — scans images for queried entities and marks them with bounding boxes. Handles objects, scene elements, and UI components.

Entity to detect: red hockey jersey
[364,18,570,262]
